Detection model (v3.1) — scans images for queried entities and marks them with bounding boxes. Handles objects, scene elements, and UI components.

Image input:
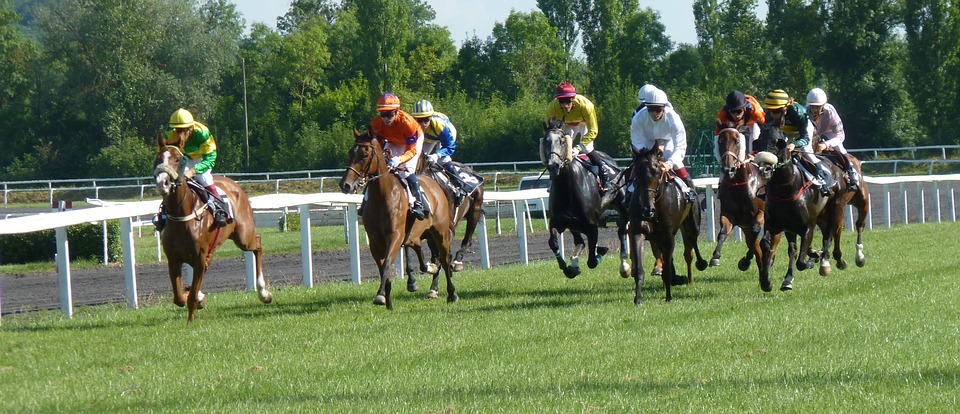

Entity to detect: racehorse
[628,145,708,304]
[757,125,845,292]
[540,119,630,279]
[403,161,484,290]
[815,149,869,269]
[153,140,272,323]
[710,125,767,271]
[339,130,457,309]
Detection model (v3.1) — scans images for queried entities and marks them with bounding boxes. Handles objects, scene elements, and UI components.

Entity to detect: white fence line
[2,174,959,319]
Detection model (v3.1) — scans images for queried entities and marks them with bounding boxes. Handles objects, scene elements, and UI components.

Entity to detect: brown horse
[757,125,845,292]
[403,161,484,295]
[153,142,272,323]
[339,130,457,309]
[628,146,708,305]
[710,126,768,271]
[815,150,869,269]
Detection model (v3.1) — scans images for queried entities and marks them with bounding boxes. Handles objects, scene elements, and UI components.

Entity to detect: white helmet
[638,84,658,103]
[807,88,827,106]
[644,88,668,106]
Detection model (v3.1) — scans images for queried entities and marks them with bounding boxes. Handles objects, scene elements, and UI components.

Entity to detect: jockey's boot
[205,185,230,227]
[587,150,614,192]
[815,162,837,197]
[152,211,166,233]
[845,161,861,192]
[681,174,699,204]
[405,175,428,220]
[442,163,467,206]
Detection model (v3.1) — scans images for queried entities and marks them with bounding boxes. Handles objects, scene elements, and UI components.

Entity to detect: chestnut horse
[541,119,631,279]
[628,146,708,304]
[710,126,768,271]
[339,130,457,309]
[757,125,845,292]
[404,161,485,290]
[153,142,272,323]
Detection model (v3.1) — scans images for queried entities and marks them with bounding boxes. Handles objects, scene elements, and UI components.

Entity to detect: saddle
[575,152,620,190]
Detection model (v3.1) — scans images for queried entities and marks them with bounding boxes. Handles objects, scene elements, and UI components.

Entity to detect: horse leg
[230,232,272,304]
[741,229,761,272]
[403,246,420,293]
[854,192,868,267]
[570,232,587,273]
[167,260,187,307]
[453,203,480,271]
[586,227,604,269]
[548,224,576,278]
[758,230,775,292]
[711,216,733,267]
[684,206,709,272]
[617,217,631,278]
[434,227,458,303]
[781,232,798,291]
[629,230,647,305]
[661,238,676,301]
[186,261,208,323]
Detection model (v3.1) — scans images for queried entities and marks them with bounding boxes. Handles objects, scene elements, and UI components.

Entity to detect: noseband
[545,128,573,169]
[346,140,392,185]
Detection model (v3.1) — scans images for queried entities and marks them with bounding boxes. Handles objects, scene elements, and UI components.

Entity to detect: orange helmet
[376,93,401,111]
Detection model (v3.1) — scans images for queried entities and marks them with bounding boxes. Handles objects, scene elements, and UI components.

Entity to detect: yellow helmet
[411,99,435,118]
[765,89,790,110]
[169,108,195,128]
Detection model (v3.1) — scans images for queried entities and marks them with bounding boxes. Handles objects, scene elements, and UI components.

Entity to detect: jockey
[807,87,860,191]
[630,87,698,203]
[154,108,229,230]
[545,82,615,192]
[763,89,836,197]
[713,90,766,162]
[370,93,429,220]
[411,99,477,205]
[635,83,674,115]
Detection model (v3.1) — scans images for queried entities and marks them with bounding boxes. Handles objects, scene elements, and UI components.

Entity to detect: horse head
[632,146,664,220]
[541,118,574,178]
[754,124,787,180]
[340,129,386,194]
[717,123,745,180]
[153,133,185,195]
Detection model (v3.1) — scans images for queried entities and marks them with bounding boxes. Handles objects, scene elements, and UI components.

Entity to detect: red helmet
[554,82,577,98]
[376,93,401,111]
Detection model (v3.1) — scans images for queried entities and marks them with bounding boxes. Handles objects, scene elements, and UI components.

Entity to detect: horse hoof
[696,259,708,271]
[820,263,831,277]
[197,297,206,310]
[597,246,609,256]
[447,294,459,303]
[452,261,465,272]
[619,263,631,279]
[737,258,751,271]
[426,290,439,299]
[634,297,643,306]
[760,279,772,292]
[258,291,273,304]
[426,263,439,274]
[670,276,689,286]
[856,255,865,268]
[780,281,793,291]
[588,258,599,269]
[709,258,721,267]
[652,267,662,276]
[373,295,387,306]
[407,280,419,292]
[836,259,847,270]
[564,266,581,279]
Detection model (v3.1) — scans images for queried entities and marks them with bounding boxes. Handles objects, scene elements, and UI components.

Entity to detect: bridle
[154,145,209,223]
[346,139,393,186]
[544,128,573,169]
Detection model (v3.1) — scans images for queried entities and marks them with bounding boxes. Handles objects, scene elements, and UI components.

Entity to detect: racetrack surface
[0,226,628,316]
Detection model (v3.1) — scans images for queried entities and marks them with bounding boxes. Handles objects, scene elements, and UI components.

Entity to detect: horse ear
[573,132,583,146]
[156,132,164,151]
[353,129,362,139]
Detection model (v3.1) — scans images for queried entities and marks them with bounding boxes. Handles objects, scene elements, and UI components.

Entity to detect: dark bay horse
[628,146,708,304]
[710,126,768,271]
[339,130,457,309]
[816,150,869,269]
[757,126,845,292]
[541,119,630,279]
[153,142,272,323]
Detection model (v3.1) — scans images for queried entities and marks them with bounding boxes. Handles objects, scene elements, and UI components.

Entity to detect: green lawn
[1,222,958,412]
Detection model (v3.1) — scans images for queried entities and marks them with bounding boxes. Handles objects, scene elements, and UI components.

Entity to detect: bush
[278,212,301,232]
[0,221,122,265]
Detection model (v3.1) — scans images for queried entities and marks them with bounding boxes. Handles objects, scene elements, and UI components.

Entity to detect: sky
[231,0,768,48]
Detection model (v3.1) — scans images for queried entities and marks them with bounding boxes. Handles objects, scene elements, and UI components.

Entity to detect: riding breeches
[421,140,453,164]
[183,157,215,187]
[563,123,594,153]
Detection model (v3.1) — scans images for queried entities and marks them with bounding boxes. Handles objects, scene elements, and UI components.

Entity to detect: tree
[537,0,579,77]
[693,0,770,98]
[0,1,39,176]
[486,11,564,100]
[904,0,960,144]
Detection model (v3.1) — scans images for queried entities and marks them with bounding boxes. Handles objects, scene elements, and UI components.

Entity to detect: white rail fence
[1,174,958,319]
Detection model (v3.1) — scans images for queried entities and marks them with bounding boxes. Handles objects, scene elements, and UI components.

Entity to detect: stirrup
[410,202,427,220]
[213,209,228,227]
[152,214,166,232]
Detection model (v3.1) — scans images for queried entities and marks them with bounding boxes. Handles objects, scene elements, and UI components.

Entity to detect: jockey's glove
[387,157,401,169]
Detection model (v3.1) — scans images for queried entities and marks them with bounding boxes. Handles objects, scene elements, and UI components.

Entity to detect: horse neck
[165,182,201,215]
[770,158,804,194]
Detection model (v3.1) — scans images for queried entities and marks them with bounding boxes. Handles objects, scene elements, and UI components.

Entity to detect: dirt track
[0,226,628,316]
